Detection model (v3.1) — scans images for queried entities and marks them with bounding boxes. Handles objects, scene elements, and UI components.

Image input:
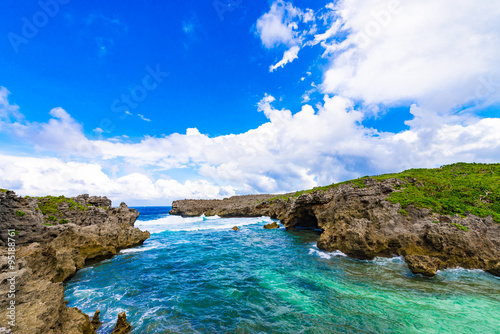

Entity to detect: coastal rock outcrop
[404,255,440,277]
[171,178,500,277]
[111,311,132,334]
[263,222,280,229]
[91,310,101,331]
[170,194,279,217]
[0,191,150,333]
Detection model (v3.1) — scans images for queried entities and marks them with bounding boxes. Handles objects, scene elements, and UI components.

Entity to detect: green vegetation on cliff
[268,175,375,201]
[37,195,87,222]
[270,163,500,223]
[376,163,500,223]
[450,222,470,231]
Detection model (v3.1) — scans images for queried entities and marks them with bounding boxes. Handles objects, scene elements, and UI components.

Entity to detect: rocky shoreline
[0,191,150,333]
[171,177,500,277]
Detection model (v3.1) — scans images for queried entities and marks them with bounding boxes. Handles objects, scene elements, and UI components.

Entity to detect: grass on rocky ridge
[374,163,500,223]
[268,163,500,223]
[36,195,87,221]
[268,177,370,201]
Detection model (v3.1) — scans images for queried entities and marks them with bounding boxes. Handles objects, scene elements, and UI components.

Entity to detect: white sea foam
[441,267,484,273]
[135,215,274,234]
[308,244,347,259]
[201,214,221,220]
[437,267,487,277]
[372,256,405,265]
[120,244,162,254]
[71,288,104,299]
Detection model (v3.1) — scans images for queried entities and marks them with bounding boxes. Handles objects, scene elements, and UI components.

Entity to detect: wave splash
[135,214,275,234]
[308,244,347,259]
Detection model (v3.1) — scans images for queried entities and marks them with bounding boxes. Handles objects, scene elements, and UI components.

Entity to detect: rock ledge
[0,191,150,333]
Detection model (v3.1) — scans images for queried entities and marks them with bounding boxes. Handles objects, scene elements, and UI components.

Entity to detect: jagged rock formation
[111,312,132,334]
[171,178,500,277]
[0,191,150,333]
[263,222,280,229]
[90,310,101,331]
[170,194,278,217]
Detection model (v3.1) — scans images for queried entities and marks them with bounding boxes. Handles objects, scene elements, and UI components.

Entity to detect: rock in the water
[91,310,101,330]
[405,255,440,277]
[232,226,239,231]
[111,312,132,334]
[263,222,280,229]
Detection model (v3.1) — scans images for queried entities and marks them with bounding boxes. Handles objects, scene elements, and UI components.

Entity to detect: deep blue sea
[64,207,500,333]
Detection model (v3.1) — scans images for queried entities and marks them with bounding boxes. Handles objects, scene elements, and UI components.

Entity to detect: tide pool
[64,207,500,333]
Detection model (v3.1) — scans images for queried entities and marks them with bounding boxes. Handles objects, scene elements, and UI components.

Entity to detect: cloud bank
[1,0,500,205]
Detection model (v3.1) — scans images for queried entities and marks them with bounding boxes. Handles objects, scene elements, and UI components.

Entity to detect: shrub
[450,223,469,231]
[48,215,57,222]
[16,210,26,217]
[269,163,500,223]
[59,219,69,224]
[398,209,408,216]
[42,223,54,226]
[37,195,87,216]
[380,163,500,223]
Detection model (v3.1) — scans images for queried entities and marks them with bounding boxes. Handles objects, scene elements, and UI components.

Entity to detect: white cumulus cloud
[270,46,300,72]
[321,0,500,112]
[2,1,500,204]
[256,1,302,48]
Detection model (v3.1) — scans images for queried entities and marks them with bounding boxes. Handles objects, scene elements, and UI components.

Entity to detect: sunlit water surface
[64,207,500,333]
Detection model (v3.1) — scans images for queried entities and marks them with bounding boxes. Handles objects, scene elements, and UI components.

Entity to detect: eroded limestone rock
[111,312,132,334]
[263,222,280,229]
[91,310,101,331]
[405,255,440,277]
[0,191,149,333]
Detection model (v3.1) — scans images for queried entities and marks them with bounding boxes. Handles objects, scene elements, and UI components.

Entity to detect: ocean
[64,207,500,333]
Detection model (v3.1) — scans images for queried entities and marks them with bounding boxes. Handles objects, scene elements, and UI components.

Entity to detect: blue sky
[1,0,500,205]
[1,0,330,138]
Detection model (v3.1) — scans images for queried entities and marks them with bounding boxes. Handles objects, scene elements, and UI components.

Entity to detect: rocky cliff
[170,194,278,217]
[171,176,500,278]
[0,191,150,333]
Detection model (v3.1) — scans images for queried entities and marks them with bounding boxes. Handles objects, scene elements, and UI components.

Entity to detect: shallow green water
[64,208,500,333]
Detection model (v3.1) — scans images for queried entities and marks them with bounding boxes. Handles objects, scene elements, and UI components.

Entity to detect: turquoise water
[64,207,500,333]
